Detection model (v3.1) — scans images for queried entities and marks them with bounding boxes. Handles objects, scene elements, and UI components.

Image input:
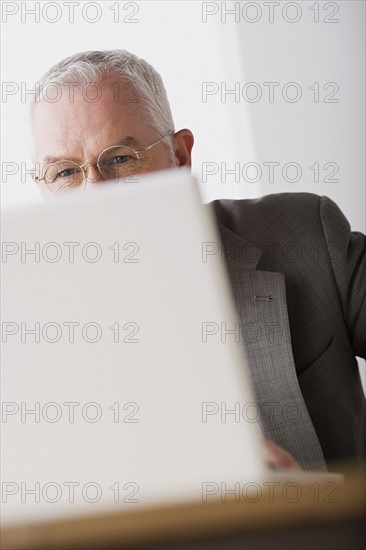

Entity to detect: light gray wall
[212,0,365,232]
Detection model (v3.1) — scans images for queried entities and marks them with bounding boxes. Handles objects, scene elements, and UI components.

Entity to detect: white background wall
[1,1,365,386]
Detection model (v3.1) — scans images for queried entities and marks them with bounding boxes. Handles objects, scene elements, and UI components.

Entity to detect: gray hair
[31,49,175,153]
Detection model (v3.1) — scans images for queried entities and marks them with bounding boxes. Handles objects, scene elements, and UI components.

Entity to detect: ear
[172,129,194,168]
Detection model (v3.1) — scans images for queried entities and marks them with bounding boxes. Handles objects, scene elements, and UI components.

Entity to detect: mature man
[30,50,365,472]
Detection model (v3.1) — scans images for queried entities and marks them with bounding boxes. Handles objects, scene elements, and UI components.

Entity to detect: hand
[263,438,302,471]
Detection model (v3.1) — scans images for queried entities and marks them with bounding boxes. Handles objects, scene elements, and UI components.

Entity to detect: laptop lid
[1,168,266,526]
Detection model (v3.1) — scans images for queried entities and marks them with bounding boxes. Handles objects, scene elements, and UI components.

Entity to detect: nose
[83,165,106,187]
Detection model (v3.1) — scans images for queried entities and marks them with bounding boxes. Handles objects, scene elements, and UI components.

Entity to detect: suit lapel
[217,223,327,470]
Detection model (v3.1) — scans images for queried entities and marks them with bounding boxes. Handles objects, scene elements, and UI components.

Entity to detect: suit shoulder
[212,193,324,241]
[213,193,320,226]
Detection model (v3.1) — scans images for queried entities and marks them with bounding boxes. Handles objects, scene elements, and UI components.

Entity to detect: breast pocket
[300,336,335,375]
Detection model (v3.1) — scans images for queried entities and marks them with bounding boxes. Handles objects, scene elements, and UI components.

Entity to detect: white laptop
[0,168,339,528]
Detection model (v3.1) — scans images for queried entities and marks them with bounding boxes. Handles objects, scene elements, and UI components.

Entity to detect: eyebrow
[42,136,143,164]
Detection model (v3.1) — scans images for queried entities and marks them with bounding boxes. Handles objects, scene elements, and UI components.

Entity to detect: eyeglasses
[34,133,173,194]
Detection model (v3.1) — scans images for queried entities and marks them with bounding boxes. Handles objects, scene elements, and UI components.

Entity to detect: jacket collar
[213,201,264,270]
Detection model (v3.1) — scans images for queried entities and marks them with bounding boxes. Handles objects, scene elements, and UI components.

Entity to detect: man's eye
[58,169,77,178]
[112,155,131,164]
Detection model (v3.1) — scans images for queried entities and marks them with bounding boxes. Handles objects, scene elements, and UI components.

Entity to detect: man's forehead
[31,80,149,160]
[33,80,143,122]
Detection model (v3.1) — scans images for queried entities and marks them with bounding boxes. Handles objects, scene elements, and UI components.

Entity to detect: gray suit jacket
[213,193,366,471]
